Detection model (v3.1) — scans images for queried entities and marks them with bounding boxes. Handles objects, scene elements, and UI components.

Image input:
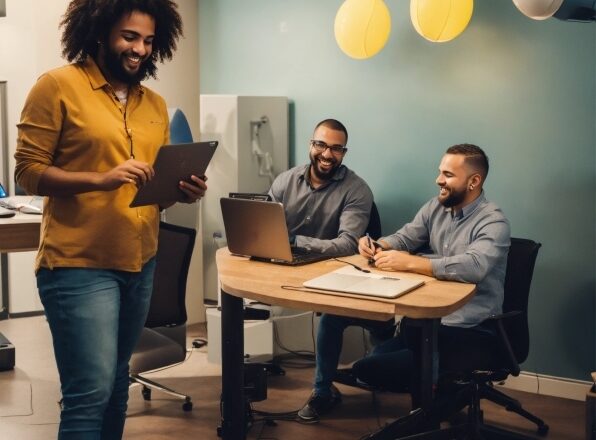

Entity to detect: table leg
[418,318,439,412]
[365,318,440,440]
[220,289,246,439]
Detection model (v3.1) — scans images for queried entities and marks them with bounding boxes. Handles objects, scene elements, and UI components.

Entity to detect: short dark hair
[60,0,183,79]
[446,143,489,180]
[314,119,348,145]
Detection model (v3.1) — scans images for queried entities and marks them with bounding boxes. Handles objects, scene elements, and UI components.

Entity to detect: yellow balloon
[410,0,473,43]
[334,0,392,59]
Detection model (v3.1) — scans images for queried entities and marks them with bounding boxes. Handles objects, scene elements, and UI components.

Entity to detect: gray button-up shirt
[381,193,510,327]
[269,164,373,256]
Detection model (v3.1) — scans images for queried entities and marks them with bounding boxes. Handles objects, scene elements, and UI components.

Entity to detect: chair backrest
[502,237,541,364]
[144,221,196,328]
[365,201,382,240]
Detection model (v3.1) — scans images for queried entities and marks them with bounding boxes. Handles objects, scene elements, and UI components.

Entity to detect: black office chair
[345,238,549,440]
[418,237,548,439]
[129,222,196,412]
[365,201,382,240]
[436,237,548,439]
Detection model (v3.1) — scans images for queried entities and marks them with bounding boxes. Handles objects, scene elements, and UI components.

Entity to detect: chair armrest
[485,310,521,321]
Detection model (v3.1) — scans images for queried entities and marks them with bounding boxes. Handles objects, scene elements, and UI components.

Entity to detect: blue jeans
[37,258,156,440]
[352,319,499,400]
[314,313,395,396]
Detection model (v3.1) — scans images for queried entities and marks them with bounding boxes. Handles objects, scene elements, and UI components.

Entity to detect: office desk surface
[216,248,476,320]
[216,248,477,439]
[0,212,41,253]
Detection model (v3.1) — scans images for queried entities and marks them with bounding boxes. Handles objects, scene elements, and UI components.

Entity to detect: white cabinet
[199,95,289,302]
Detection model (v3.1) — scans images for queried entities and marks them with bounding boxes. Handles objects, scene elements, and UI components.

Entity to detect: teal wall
[199,0,595,381]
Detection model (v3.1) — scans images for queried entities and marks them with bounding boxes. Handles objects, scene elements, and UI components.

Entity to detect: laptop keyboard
[291,247,326,264]
[291,246,309,255]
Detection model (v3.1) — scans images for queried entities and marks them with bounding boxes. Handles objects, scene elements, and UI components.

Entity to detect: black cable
[272,319,315,359]
[333,257,371,273]
[280,284,328,294]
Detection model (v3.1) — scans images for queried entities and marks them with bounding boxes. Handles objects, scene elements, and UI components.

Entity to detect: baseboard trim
[497,371,592,401]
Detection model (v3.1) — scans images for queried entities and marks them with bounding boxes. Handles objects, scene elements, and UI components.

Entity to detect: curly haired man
[15,1,205,438]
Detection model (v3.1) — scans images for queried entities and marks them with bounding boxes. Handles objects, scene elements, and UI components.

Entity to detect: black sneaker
[297,385,342,422]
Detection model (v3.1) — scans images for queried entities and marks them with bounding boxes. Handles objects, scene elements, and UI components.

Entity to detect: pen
[366,233,375,265]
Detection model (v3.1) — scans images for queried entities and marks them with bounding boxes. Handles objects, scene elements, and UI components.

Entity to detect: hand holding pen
[359,233,382,265]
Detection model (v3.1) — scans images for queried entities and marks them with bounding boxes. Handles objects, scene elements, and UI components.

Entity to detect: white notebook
[303,266,424,299]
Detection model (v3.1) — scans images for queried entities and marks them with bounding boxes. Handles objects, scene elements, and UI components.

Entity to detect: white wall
[0,0,204,322]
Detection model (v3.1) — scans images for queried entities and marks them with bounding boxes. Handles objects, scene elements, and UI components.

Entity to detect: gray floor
[0,315,587,439]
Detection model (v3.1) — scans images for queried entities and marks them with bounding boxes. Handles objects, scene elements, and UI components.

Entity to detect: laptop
[303,266,424,299]
[220,197,330,265]
[130,141,218,207]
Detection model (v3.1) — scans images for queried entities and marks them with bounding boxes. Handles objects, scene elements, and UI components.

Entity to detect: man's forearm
[403,254,434,277]
[37,166,104,196]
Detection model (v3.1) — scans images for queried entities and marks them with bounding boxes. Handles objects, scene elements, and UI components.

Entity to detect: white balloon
[512,0,565,20]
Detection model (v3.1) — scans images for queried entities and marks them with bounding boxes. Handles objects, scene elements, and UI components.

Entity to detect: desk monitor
[130,141,217,207]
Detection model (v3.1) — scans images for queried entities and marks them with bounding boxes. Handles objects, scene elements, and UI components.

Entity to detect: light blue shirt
[269,164,373,256]
[381,193,511,327]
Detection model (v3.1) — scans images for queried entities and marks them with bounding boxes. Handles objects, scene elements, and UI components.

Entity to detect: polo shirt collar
[82,56,145,96]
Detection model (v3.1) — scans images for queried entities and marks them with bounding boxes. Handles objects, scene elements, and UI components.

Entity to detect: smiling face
[308,125,347,184]
[98,10,155,89]
[436,153,480,211]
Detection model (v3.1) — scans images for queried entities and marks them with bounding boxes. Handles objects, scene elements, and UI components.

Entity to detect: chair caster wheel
[141,386,151,401]
[183,401,193,412]
[537,424,549,436]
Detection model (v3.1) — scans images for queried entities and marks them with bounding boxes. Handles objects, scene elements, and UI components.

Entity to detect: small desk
[0,209,41,342]
[216,248,476,440]
[0,212,41,252]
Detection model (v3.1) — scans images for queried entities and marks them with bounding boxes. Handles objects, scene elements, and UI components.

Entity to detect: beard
[309,152,341,181]
[438,185,467,208]
[102,47,152,85]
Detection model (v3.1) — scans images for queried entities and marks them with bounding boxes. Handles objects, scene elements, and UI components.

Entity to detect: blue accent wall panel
[199,0,595,381]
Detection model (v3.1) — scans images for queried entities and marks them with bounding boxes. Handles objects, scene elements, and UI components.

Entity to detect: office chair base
[481,384,549,435]
[367,419,543,440]
[130,374,193,412]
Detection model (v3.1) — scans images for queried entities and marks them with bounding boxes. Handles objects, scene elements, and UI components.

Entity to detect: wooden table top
[0,211,41,253]
[216,248,476,321]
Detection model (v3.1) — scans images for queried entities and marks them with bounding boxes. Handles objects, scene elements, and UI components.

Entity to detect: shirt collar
[446,191,486,220]
[82,57,145,96]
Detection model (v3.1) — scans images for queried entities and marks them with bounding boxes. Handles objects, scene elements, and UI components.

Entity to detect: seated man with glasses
[268,118,394,422]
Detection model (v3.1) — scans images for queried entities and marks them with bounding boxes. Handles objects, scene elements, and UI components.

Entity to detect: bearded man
[15,1,206,438]
[268,119,397,422]
[352,143,511,410]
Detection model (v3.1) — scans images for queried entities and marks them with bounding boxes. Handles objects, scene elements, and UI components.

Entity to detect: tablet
[130,141,218,207]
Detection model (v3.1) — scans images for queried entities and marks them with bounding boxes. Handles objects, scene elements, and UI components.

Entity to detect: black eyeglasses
[310,140,348,156]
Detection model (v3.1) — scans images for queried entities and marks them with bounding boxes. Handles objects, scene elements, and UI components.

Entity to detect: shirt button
[444,244,448,248]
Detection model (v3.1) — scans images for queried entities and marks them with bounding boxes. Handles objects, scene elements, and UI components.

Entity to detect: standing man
[15,1,205,438]
[353,144,510,401]
[269,119,394,422]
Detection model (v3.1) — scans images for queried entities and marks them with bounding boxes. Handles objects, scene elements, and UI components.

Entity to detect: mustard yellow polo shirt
[15,57,169,272]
